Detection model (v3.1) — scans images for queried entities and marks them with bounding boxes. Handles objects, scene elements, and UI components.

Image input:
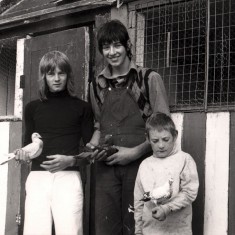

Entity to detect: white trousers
[23,171,83,235]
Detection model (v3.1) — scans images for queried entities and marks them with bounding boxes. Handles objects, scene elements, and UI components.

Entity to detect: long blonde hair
[38,51,76,100]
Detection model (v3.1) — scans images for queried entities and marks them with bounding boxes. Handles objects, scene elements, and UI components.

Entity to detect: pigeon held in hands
[83,145,118,156]
[140,178,174,205]
[0,133,43,165]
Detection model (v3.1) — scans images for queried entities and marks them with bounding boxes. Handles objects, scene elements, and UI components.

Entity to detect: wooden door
[19,27,90,234]
[24,27,89,103]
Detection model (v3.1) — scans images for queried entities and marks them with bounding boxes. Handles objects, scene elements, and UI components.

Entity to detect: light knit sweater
[134,146,199,235]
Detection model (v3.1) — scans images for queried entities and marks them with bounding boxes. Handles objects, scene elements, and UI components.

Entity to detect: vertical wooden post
[5,122,22,235]
[136,12,145,66]
[182,113,206,235]
[228,111,235,235]
[128,10,136,60]
[204,112,229,235]
[0,122,10,235]
[14,39,25,119]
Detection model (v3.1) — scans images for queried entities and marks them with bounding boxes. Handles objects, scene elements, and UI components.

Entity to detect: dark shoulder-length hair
[38,51,76,101]
[97,19,132,59]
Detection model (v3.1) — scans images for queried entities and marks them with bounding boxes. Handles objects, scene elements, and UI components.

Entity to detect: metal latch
[20,75,25,89]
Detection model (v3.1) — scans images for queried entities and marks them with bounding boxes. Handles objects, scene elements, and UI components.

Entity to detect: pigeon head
[32,133,42,140]
[140,192,151,202]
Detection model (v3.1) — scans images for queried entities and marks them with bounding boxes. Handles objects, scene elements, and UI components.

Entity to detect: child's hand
[152,205,166,221]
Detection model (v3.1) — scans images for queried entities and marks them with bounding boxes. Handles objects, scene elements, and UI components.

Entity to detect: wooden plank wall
[5,122,22,235]
[182,113,206,235]
[4,38,24,235]
[204,113,230,235]
[1,113,233,235]
[0,122,10,235]
[229,111,235,235]
[173,112,231,235]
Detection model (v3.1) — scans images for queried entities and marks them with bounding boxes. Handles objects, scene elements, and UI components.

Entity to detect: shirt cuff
[159,204,171,217]
[94,121,100,130]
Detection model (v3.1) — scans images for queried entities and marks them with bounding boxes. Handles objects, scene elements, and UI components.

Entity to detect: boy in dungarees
[88,20,170,235]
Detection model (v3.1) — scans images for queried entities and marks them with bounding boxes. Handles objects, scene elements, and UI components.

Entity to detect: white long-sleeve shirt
[134,147,199,235]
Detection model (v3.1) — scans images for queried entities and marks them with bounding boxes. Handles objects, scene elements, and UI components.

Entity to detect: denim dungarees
[94,83,149,235]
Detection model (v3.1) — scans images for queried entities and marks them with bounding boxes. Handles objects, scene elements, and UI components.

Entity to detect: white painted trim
[171,112,184,151]
[204,112,229,235]
[14,38,25,120]
[0,122,10,235]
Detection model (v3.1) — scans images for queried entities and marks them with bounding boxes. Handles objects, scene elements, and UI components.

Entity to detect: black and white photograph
[0,0,234,235]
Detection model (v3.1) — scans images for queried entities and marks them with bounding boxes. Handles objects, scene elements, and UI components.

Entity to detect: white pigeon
[0,133,43,165]
[140,178,174,205]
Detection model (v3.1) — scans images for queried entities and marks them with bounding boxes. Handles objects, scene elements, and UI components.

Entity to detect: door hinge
[16,213,21,225]
[20,75,25,89]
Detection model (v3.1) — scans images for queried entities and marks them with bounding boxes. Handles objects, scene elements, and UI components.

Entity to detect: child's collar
[98,60,137,80]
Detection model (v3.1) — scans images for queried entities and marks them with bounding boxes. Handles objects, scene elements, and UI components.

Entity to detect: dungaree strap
[143,69,154,102]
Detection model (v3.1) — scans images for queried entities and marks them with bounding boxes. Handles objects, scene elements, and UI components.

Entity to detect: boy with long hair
[15,51,94,235]
[88,20,170,234]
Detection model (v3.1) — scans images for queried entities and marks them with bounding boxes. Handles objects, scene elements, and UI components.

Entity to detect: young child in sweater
[134,113,199,235]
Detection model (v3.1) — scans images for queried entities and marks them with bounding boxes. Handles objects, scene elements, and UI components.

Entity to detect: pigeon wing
[22,141,43,159]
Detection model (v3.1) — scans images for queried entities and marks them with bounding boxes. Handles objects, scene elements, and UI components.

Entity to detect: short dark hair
[97,19,132,58]
[38,51,76,100]
[146,113,178,138]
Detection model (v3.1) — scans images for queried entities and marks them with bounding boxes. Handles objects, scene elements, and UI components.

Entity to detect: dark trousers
[94,85,148,235]
[94,159,143,235]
